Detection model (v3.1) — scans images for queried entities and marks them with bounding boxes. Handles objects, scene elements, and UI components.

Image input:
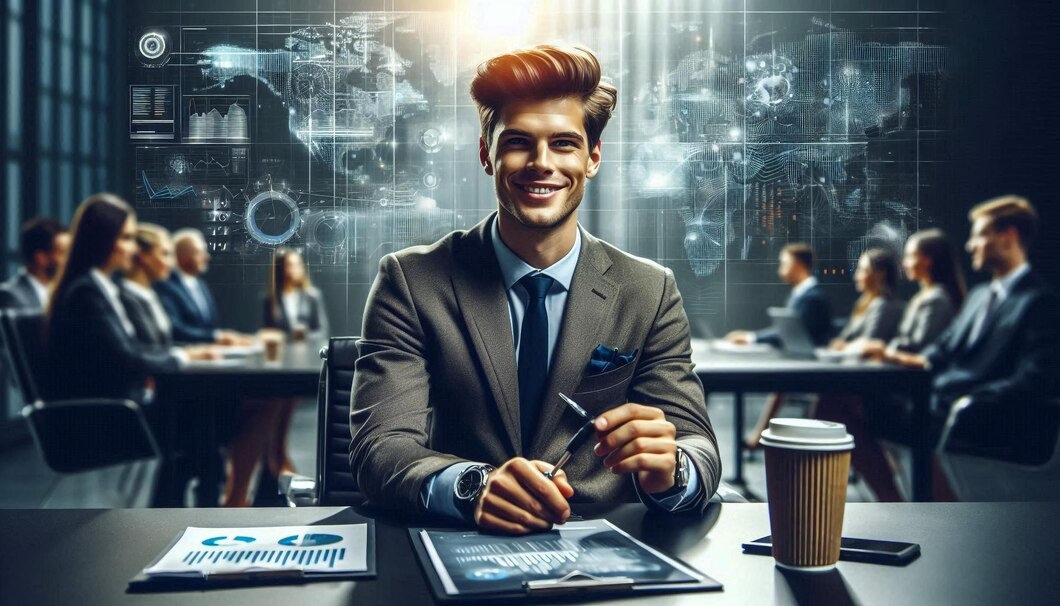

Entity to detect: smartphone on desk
[742,535,920,566]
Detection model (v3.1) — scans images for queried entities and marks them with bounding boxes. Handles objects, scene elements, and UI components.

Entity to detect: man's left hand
[593,403,677,494]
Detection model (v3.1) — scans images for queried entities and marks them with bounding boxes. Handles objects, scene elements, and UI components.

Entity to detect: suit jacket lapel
[530,228,618,457]
[451,214,521,455]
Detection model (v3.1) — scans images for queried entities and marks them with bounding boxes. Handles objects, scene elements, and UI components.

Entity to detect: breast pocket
[571,358,639,416]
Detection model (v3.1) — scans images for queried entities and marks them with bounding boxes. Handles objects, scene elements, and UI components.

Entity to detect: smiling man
[350,45,720,534]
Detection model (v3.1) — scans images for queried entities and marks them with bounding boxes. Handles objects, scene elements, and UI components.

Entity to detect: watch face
[456,468,483,500]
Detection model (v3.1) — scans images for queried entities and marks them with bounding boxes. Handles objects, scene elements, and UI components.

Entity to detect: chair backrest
[0,310,45,403]
[316,336,361,506]
[23,398,160,474]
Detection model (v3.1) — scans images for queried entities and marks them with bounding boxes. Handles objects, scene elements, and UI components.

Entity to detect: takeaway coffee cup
[259,329,286,362]
[761,418,855,572]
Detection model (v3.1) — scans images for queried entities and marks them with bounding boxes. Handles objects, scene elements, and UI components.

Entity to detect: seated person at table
[817,235,965,500]
[827,248,906,352]
[263,247,329,343]
[725,242,833,348]
[0,218,70,310]
[120,224,178,348]
[726,243,833,449]
[46,194,214,403]
[251,247,332,489]
[862,229,964,359]
[350,44,721,534]
[882,196,1059,467]
[155,228,252,346]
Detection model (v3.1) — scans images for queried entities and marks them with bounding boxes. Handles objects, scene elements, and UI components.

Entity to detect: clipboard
[127,521,376,592]
[409,519,722,601]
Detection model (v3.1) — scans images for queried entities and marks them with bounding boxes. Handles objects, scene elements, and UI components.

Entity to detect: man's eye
[504,137,528,146]
[554,140,578,148]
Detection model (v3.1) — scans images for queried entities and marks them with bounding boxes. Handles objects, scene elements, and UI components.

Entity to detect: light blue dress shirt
[420,217,700,522]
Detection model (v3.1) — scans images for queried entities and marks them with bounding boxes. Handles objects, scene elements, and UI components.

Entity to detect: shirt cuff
[634,458,702,513]
[420,461,478,525]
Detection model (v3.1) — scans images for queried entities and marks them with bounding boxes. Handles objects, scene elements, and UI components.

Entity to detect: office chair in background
[0,310,160,507]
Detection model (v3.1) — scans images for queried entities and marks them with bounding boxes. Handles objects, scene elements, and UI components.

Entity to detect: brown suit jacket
[350,213,721,515]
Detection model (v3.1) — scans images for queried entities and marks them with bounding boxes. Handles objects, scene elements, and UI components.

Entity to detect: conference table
[2,502,1053,605]
[152,341,324,506]
[690,339,935,501]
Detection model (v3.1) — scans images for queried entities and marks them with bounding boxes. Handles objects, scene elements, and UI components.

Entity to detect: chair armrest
[279,472,318,507]
[937,395,1060,464]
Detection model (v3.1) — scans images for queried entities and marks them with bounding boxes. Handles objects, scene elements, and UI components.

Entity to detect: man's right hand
[473,458,574,535]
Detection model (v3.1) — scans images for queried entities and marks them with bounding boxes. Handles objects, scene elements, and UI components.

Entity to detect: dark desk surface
[156,340,325,377]
[2,502,1053,605]
[690,338,931,390]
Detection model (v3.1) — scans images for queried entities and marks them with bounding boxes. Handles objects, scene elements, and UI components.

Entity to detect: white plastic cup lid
[759,418,854,451]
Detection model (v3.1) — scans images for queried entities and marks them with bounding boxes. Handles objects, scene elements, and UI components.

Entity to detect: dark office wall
[945,1,1060,286]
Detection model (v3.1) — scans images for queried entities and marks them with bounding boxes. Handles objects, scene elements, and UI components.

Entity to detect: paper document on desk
[143,524,369,578]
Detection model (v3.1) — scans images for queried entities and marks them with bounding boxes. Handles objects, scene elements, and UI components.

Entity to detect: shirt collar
[177,269,199,289]
[992,262,1030,301]
[122,279,155,300]
[21,270,50,304]
[90,268,121,301]
[490,216,581,292]
[791,275,818,300]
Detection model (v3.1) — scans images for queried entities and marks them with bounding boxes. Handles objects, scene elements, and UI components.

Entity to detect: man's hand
[473,458,573,535]
[217,330,254,346]
[725,330,752,345]
[593,403,678,494]
[183,345,222,361]
[860,339,887,360]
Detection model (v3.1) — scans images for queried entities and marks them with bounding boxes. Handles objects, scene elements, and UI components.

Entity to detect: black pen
[544,393,596,479]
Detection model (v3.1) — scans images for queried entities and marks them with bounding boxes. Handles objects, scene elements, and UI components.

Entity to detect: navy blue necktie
[518,273,554,453]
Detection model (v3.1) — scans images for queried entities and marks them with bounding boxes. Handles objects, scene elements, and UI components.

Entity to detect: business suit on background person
[0,218,70,311]
[44,196,207,405]
[884,196,1060,495]
[727,243,833,349]
[154,229,250,346]
[121,281,173,349]
[726,243,833,449]
[350,45,721,535]
[830,248,906,350]
[262,248,329,343]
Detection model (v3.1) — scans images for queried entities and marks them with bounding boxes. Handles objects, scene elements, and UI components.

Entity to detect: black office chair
[0,310,160,506]
[282,336,362,506]
[937,395,1060,501]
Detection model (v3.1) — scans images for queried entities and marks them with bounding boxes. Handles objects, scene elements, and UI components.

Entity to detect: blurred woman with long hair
[46,194,212,402]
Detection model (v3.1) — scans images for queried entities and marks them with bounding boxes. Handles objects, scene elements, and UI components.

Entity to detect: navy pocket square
[585,344,638,375]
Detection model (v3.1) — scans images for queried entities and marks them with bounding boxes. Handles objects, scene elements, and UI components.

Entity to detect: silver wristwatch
[674,447,691,490]
[454,464,494,509]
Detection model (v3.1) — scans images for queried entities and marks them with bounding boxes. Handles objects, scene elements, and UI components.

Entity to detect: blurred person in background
[0,218,70,310]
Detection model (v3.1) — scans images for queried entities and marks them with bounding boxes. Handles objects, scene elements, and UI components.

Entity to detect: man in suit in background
[895,195,1059,464]
[351,45,721,535]
[154,229,249,345]
[725,243,834,448]
[0,218,70,310]
[725,242,833,348]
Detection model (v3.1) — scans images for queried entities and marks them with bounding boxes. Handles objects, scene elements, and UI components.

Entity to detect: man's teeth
[520,184,560,194]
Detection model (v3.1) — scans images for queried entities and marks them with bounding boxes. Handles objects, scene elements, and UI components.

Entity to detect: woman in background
[818,237,965,501]
[862,229,965,362]
[829,248,906,351]
[120,223,177,348]
[254,247,330,489]
[746,248,906,450]
[263,247,329,341]
[46,194,213,403]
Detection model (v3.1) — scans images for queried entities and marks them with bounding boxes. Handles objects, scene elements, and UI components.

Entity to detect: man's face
[777,251,799,285]
[480,96,602,230]
[966,216,1010,272]
[180,237,211,275]
[38,232,71,280]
